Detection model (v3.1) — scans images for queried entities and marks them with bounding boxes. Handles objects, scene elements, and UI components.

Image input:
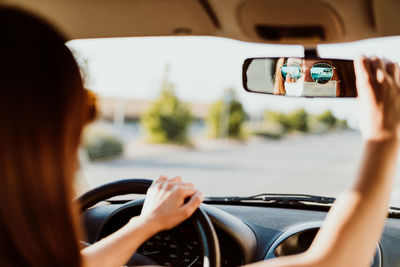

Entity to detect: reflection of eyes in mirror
[282,60,338,97]
[310,63,334,84]
[244,57,357,98]
[281,65,302,82]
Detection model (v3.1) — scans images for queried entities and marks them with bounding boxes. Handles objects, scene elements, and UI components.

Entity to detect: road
[82,130,400,207]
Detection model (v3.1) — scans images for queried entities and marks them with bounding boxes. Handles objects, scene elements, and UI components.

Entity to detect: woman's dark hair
[0,7,94,266]
[334,60,357,97]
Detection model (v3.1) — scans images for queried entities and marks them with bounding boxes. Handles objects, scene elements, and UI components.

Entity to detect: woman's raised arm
[246,56,400,267]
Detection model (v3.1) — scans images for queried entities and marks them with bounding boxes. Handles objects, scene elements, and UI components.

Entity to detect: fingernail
[198,192,205,200]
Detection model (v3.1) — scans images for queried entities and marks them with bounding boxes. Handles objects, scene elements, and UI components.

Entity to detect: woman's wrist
[127,214,163,237]
[362,131,399,144]
[363,136,399,157]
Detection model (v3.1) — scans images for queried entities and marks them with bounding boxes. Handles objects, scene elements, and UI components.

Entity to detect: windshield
[68,36,400,207]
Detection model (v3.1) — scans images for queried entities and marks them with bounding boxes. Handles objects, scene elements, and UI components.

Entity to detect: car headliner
[1,0,400,44]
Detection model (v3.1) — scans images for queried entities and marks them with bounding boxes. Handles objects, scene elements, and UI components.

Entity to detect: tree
[207,88,246,138]
[141,68,192,144]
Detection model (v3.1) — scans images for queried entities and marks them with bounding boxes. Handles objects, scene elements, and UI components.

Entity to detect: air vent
[264,222,382,267]
[274,228,319,256]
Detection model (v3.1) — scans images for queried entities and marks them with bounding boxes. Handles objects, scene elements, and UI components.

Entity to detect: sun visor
[2,0,217,40]
[373,0,400,37]
[238,0,344,44]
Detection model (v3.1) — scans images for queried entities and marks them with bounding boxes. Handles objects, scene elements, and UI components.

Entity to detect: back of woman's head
[0,7,91,266]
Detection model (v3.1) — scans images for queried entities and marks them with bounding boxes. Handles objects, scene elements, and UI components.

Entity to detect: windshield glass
[68,36,400,207]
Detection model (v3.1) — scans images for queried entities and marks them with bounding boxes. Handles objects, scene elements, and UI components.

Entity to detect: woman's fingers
[141,175,204,230]
[176,182,194,189]
[180,192,205,218]
[152,176,195,195]
[384,58,396,77]
[393,63,400,87]
[153,175,185,187]
[155,178,200,205]
[354,56,372,96]
[169,176,182,183]
[154,175,168,184]
[175,185,197,199]
[354,55,370,75]
[166,182,196,199]
[370,56,382,73]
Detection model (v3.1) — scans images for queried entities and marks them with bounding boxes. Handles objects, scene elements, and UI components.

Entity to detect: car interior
[3,0,400,266]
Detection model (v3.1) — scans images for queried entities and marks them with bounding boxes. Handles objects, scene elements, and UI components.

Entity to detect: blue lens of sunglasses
[281,65,301,82]
[310,63,333,84]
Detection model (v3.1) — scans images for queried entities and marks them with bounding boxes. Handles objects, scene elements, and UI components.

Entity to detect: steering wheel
[78,179,220,267]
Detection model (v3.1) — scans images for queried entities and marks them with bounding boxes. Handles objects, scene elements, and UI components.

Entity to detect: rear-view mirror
[242,57,357,97]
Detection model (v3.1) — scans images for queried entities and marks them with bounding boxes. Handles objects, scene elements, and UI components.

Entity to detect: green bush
[251,122,285,140]
[141,87,192,144]
[207,89,246,138]
[262,109,348,137]
[311,110,348,131]
[287,108,309,133]
[83,126,123,160]
[336,119,348,129]
[264,111,291,132]
[316,110,337,129]
[264,109,309,133]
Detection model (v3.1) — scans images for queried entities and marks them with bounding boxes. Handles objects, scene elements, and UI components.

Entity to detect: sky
[67,36,400,128]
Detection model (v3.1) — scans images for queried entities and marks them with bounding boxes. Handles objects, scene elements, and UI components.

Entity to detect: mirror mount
[304,47,319,59]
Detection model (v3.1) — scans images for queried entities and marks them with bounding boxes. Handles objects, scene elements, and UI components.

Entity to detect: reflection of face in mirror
[273,58,356,97]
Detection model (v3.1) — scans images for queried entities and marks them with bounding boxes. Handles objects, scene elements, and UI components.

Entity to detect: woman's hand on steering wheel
[138,175,205,231]
[79,178,219,267]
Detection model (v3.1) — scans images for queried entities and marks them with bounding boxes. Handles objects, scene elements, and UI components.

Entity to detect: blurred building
[98,97,211,122]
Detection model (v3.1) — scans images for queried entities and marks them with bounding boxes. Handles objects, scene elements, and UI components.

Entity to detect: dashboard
[81,201,400,266]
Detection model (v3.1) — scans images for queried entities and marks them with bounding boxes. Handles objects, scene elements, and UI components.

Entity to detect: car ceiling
[1,0,400,44]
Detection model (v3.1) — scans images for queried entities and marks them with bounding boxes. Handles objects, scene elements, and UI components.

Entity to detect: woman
[0,7,203,267]
[0,6,399,267]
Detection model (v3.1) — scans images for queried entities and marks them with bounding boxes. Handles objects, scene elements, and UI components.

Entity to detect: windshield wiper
[205,194,400,217]
[389,206,400,213]
[206,193,336,205]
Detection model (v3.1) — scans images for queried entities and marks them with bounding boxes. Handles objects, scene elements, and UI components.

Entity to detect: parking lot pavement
[82,130,400,207]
